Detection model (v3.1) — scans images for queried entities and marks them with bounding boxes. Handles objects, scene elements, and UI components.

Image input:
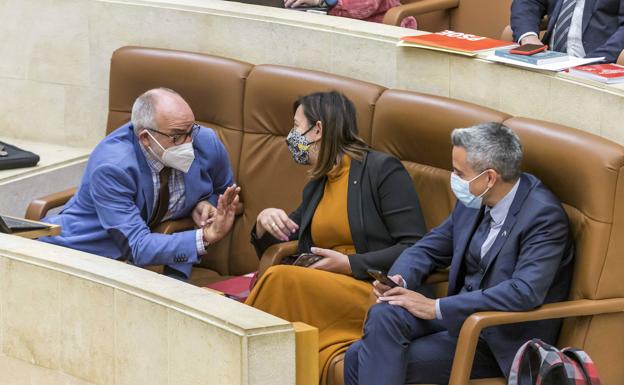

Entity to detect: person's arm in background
[284,0,380,21]
[511,0,548,44]
[328,0,381,20]
[284,0,337,7]
[585,4,624,63]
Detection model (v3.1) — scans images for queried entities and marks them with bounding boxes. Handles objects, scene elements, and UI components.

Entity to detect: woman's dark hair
[293,91,368,179]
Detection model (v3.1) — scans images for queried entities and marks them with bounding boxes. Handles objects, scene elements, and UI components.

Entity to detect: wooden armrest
[25,187,77,220]
[383,0,458,26]
[258,241,299,278]
[448,298,624,385]
[293,322,319,385]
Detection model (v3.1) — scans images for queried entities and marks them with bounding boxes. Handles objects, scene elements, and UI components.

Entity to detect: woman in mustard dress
[245,91,426,383]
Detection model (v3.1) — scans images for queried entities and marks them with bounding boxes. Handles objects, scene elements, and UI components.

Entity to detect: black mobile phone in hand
[367,269,399,288]
[293,253,323,267]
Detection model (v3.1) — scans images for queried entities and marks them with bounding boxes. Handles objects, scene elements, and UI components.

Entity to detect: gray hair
[451,122,522,182]
[130,87,180,134]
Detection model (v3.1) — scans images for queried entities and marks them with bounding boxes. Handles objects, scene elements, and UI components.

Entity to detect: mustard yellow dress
[246,156,374,384]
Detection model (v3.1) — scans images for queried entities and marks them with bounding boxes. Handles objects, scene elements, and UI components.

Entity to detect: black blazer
[251,150,427,280]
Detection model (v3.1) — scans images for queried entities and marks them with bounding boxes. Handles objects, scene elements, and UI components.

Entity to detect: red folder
[205,273,257,302]
[400,30,514,54]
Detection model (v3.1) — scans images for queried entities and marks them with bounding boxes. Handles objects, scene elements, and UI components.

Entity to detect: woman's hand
[309,247,352,275]
[256,208,299,241]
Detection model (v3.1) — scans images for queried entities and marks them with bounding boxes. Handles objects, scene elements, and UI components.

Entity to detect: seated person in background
[344,122,575,385]
[40,88,240,281]
[284,0,417,29]
[511,0,624,63]
[245,91,426,382]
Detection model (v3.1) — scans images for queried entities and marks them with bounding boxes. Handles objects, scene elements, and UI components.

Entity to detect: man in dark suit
[344,122,574,385]
[511,0,624,63]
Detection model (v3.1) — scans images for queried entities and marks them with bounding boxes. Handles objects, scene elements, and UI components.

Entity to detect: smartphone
[510,44,548,55]
[293,253,323,267]
[366,269,399,288]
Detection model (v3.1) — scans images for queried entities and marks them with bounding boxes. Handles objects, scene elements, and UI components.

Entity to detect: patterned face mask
[285,126,315,165]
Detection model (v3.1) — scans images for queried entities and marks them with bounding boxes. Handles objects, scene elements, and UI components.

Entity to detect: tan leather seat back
[503,117,624,300]
[407,0,512,39]
[108,47,253,275]
[229,65,386,275]
[449,0,513,39]
[370,90,509,230]
[503,117,624,385]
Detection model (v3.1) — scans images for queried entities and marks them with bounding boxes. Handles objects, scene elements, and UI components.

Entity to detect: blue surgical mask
[450,170,491,209]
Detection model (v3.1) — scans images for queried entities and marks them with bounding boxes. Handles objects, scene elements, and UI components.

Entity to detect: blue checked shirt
[140,145,207,256]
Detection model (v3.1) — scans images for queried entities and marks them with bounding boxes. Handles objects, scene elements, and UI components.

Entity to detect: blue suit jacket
[511,0,624,63]
[40,123,234,278]
[389,173,574,374]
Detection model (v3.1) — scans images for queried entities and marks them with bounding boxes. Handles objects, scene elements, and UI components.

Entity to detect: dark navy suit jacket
[389,173,574,374]
[40,123,234,278]
[511,0,624,63]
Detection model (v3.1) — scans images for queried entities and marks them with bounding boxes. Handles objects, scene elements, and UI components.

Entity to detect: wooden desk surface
[4,215,61,239]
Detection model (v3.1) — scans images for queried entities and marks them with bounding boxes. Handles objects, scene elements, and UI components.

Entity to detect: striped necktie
[551,0,577,53]
[468,210,492,261]
[148,166,171,229]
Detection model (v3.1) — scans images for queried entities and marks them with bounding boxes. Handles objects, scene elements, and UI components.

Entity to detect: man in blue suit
[344,122,574,384]
[511,0,624,63]
[40,88,239,280]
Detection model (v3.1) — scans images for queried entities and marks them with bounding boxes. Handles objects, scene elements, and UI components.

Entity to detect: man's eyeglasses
[146,124,199,145]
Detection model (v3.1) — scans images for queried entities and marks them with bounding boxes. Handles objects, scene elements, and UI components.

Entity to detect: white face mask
[144,130,195,173]
[450,170,491,209]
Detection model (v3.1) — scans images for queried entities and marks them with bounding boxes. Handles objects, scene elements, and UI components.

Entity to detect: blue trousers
[344,302,502,385]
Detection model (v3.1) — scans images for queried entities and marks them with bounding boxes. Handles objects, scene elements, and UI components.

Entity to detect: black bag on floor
[0,141,40,170]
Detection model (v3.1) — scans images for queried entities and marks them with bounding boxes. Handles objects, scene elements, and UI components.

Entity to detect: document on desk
[485,54,605,72]
[398,30,516,57]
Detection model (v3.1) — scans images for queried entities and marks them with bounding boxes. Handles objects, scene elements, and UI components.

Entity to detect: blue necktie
[552,0,577,53]
[468,210,492,261]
